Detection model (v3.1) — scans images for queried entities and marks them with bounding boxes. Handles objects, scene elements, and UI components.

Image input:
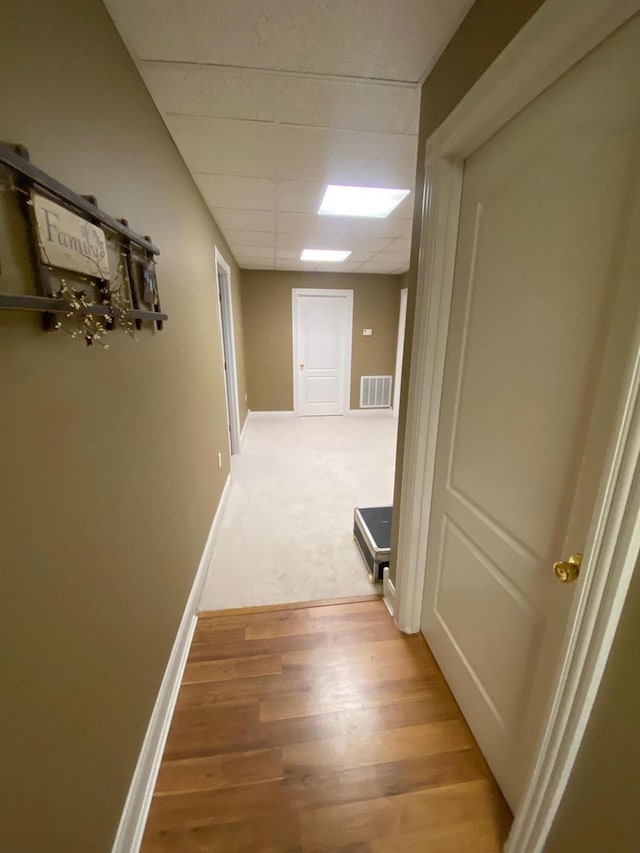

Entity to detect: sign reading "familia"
[33,193,111,280]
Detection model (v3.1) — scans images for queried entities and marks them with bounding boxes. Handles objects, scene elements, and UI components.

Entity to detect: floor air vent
[360,375,392,408]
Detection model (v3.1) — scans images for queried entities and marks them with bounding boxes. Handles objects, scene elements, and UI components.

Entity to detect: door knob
[553,553,582,584]
[299,363,304,370]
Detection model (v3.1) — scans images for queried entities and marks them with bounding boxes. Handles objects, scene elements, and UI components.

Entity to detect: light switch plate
[363,328,373,336]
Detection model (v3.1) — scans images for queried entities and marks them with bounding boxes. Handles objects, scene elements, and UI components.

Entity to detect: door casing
[390,2,640,851]
[215,247,241,455]
[393,288,408,415]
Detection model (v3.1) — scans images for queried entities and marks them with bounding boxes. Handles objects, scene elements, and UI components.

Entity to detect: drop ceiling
[104,0,474,273]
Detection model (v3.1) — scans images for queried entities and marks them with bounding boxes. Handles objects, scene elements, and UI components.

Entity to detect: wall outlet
[217,451,222,468]
[363,328,373,336]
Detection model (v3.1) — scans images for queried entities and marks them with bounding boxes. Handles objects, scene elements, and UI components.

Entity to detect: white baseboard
[383,566,397,619]
[248,409,393,419]
[111,474,232,853]
[240,413,249,446]
[248,410,296,418]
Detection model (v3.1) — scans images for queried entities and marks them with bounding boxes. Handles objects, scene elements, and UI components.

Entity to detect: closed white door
[293,289,353,417]
[421,16,640,811]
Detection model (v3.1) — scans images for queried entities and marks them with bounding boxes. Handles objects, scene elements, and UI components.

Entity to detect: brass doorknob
[299,363,304,370]
[553,553,582,584]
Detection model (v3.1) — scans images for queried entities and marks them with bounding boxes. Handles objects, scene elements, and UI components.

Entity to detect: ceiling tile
[390,194,415,220]
[369,251,410,266]
[275,258,319,271]
[225,230,276,248]
[212,209,276,232]
[358,258,410,274]
[139,63,277,122]
[240,260,275,270]
[370,252,409,272]
[392,220,414,240]
[346,237,396,253]
[276,125,417,186]
[385,238,413,255]
[196,175,276,210]
[341,259,371,272]
[273,77,420,134]
[233,247,275,260]
[345,252,376,263]
[277,181,325,214]
[275,232,306,250]
[280,230,393,252]
[105,0,475,83]
[277,212,412,241]
[139,63,420,134]
[275,212,318,235]
[166,114,275,177]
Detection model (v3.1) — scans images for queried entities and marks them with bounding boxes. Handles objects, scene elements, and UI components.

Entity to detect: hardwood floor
[141,597,511,852]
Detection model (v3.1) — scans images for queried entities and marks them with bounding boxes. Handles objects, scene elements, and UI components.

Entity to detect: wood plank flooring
[141,597,511,852]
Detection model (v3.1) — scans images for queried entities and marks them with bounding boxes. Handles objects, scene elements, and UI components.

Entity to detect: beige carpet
[198,413,397,611]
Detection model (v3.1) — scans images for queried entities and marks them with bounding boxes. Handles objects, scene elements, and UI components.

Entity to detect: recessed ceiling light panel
[301,249,351,262]
[318,185,410,218]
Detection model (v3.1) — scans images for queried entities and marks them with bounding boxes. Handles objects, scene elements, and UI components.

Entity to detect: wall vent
[360,375,392,408]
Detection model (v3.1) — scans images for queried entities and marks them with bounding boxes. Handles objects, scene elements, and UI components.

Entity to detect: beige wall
[0,2,246,851]
[242,270,403,411]
[546,562,640,851]
[390,0,546,584]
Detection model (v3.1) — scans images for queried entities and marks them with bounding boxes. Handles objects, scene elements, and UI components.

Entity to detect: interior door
[420,15,640,811]
[293,289,353,416]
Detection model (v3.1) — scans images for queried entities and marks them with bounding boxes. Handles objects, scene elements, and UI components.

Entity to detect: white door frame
[391,2,640,851]
[291,288,353,416]
[214,247,241,455]
[393,288,408,415]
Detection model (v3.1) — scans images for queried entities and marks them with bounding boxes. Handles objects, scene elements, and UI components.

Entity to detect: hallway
[199,414,397,610]
[142,598,511,851]
[6,2,638,851]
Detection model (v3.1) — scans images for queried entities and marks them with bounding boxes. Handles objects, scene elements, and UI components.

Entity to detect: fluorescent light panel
[318,184,410,218]
[301,249,351,262]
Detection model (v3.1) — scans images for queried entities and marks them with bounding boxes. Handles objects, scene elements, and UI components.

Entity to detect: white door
[421,16,640,811]
[293,289,353,417]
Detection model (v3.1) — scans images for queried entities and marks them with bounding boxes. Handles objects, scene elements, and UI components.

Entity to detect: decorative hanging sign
[33,192,111,280]
[0,141,167,337]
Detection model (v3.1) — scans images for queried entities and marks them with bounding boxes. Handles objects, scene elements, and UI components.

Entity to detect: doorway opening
[393,287,408,415]
[199,279,403,611]
[215,247,241,456]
